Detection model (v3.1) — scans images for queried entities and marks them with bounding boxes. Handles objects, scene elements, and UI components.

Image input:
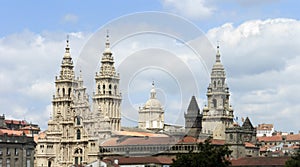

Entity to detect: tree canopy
[285,149,300,167]
[172,137,232,167]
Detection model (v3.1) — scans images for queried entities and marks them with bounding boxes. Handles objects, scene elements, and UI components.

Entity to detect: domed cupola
[144,82,163,110]
[138,82,164,131]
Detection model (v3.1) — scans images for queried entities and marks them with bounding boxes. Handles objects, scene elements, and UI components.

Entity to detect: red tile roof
[101,137,178,146]
[21,126,40,130]
[286,134,300,141]
[5,119,27,125]
[113,131,168,137]
[0,129,23,136]
[211,139,226,145]
[231,157,289,166]
[105,156,173,165]
[258,135,282,142]
[101,135,226,147]
[245,142,256,148]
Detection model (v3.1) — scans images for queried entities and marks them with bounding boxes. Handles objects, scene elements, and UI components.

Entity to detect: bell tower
[202,45,234,139]
[92,33,122,131]
[51,38,76,122]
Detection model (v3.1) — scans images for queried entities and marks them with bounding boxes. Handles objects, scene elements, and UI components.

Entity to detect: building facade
[225,117,259,159]
[0,116,36,167]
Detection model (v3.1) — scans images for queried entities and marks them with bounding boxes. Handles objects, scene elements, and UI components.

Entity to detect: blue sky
[1,0,300,132]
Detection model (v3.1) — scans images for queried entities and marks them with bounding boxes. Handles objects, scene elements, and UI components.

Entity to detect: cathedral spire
[59,36,74,80]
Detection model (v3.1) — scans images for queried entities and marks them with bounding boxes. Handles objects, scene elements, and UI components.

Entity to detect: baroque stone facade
[35,35,121,167]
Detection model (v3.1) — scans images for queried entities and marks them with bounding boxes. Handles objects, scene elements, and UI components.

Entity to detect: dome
[144,98,162,109]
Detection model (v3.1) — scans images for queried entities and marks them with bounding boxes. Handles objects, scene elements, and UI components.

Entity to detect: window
[103,85,106,94]
[76,129,81,140]
[76,116,81,125]
[62,88,65,96]
[26,159,30,167]
[26,150,31,156]
[68,88,71,97]
[114,85,117,95]
[6,148,10,155]
[0,159,2,167]
[213,99,217,108]
[14,148,18,156]
[6,159,10,167]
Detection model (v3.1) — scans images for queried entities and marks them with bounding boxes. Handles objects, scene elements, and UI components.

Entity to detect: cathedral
[35,35,121,167]
[35,34,258,166]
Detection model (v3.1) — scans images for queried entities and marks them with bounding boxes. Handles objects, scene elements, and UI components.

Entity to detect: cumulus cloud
[206,18,300,132]
[0,30,90,130]
[1,17,300,133]
[162,0,215,20]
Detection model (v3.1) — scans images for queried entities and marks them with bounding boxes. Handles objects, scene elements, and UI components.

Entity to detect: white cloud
[1,17,300,133]
[0,30,90,130]
[162,0,215,20]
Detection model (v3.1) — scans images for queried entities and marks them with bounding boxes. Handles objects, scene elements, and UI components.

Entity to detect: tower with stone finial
[36,38,97,167]
[52,36,75,122]
[138,82,164,131]
[92,32,122,133]
[202,44,234,140]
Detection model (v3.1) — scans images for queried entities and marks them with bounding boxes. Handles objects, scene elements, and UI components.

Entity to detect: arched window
[62,88,65,96]
[213,81,216,88]
[68,88,71,97]
[98,85,101,93]
[109,84,112,95]
[103,84,105,94]
[114,85,117,95]
[76,129,81,140]
[77,92,81,100]
[57,88,60,96]
[213,99,217,108]
[76,116,81,125]
[218,80,221,86]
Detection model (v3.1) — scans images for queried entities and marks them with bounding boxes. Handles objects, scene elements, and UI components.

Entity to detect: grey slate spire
[187,96,200,115]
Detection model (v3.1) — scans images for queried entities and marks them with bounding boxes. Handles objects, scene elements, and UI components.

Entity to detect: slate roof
[187,96,200,114]
[242,117,254,130]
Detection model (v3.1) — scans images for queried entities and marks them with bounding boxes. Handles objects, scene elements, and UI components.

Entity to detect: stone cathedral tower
[202,45,234,140]
[92,34,122,132]
[36,39,98,167]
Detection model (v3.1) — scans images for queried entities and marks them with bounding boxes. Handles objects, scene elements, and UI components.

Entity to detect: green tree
[285,149,300,167]
[172,137,232,167]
